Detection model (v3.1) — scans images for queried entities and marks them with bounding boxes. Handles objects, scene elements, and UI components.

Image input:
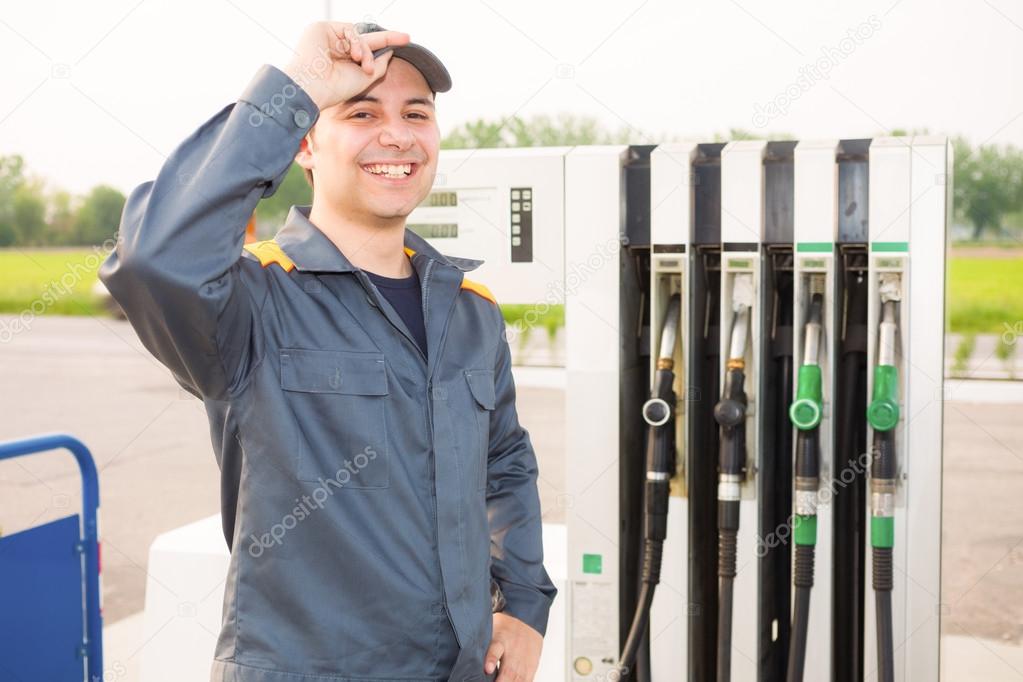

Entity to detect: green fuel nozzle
[868,364,899,431]
[868,298,900,432]
[790,365,822,430]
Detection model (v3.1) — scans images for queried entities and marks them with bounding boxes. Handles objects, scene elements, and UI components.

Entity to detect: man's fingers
[326,23,356,61]
[361,29,410,51]
[484,638,504,675]
[350,33,369,72]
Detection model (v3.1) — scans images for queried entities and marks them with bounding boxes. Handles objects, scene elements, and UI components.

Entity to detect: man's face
[298,57,439,223]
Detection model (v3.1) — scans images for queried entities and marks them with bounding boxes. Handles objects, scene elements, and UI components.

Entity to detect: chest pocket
[280,348,390,488]
[464,369,496,490]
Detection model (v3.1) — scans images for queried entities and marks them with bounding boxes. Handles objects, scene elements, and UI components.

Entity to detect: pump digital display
[422,191,458,207]
[408,223,458,239]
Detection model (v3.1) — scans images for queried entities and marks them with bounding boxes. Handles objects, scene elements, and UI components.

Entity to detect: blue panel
[0,515,84,682]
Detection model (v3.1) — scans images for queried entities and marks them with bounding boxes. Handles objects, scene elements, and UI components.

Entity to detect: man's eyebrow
[342,94,435,109]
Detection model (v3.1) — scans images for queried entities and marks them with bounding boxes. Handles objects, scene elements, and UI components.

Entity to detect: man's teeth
[364,163,412,177]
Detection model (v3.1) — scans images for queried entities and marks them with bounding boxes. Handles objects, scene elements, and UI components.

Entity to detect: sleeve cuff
[238,64,320,141]
[495,580,555,637]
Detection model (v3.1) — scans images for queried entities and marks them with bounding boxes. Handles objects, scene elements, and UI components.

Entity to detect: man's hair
[300,87,437,191]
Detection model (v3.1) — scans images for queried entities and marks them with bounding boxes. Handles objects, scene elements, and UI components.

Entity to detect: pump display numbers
[423,191,458,207]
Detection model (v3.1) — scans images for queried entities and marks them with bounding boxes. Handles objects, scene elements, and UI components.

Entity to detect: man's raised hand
[283,22,410,112]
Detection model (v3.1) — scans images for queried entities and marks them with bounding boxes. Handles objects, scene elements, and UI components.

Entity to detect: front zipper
[419,255,463,647]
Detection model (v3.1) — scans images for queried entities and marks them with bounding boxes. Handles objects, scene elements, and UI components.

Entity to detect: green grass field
[0,248,1019,335]
[948,256,1023,334]
[0,248,107,317]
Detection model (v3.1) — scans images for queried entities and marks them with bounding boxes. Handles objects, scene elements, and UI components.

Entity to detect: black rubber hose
[874,549,895,682]
[715,364,746,682]
[717,529,737,682]
[787,544,815,682]
[872,428,896,682]
[618,552,660,674]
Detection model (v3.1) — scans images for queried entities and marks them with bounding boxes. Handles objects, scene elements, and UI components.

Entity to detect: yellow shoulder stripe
[461,278,497,305]
[243,239,295,272]
[405,245,495,304]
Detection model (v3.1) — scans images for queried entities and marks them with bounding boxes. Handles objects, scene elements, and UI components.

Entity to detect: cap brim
[372,43,452,93]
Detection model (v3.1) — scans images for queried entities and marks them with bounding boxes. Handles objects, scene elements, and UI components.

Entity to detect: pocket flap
[464,369,496,410]
[280,348,388,395]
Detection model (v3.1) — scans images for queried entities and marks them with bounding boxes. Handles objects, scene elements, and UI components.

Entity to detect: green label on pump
[871,516,895,548]
[797,242,834,253]
[794,514,817,546]
[868,365,900,431]
[582,553,603,574]
[728,259,752,269]
[872,242,909,253]
[790,365,823,430]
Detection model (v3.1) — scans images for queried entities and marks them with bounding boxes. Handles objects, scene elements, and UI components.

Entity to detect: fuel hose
[615,293,682,676]
[868,276,901,682]
[714,274,753,682]
[785,283,825,682]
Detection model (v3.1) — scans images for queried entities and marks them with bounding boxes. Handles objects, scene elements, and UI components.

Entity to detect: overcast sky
[1,0,1021,195]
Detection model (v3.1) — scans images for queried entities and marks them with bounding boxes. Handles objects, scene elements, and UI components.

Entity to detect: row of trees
[2,117,1021,247]
[0,155,126,247]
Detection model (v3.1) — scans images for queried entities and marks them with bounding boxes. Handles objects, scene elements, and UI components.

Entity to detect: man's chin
[365,193,429,219]
[363,202,418,223]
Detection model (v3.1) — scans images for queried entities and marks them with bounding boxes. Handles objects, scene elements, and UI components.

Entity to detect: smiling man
[99,21,556,682]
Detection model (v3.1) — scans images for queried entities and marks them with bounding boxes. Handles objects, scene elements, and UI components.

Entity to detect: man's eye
[351,112,373,119]
[406,112,429,120]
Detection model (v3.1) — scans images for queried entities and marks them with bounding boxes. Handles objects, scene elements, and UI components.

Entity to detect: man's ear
[295,133,314,171]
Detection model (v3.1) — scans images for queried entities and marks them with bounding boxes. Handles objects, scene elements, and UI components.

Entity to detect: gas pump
[414,137,949,682]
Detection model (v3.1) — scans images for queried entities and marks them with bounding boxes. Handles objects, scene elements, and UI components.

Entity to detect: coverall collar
[274,205,484,274]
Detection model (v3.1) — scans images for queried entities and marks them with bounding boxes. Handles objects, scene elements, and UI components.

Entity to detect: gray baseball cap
[356,22,452,94]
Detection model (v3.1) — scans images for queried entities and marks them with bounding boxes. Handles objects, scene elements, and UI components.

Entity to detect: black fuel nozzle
[715,365,748,478]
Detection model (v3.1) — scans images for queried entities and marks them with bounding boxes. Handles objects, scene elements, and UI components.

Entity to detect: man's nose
[378,117,415,149]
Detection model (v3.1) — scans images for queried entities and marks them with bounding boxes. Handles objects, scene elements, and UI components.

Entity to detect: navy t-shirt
[364,268,428,356]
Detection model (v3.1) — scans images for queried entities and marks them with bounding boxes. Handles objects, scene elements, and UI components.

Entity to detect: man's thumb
[484,639,504,674]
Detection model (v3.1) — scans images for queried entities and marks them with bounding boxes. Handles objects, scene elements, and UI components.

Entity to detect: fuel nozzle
[868,299,900,432]
[615,292,681,675]
[869,275,901,682]
[790,289,824,431]
[717,276,752,495]
[715,274,753,682]
[786,281,825,682]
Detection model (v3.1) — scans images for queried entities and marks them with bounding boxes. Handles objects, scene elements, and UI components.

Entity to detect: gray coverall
[98,64,557,682]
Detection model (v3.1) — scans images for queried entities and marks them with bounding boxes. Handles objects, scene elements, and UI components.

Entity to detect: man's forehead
[344,57,434,105]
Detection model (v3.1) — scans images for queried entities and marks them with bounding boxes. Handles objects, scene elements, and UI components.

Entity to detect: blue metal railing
[0,433,103,681]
